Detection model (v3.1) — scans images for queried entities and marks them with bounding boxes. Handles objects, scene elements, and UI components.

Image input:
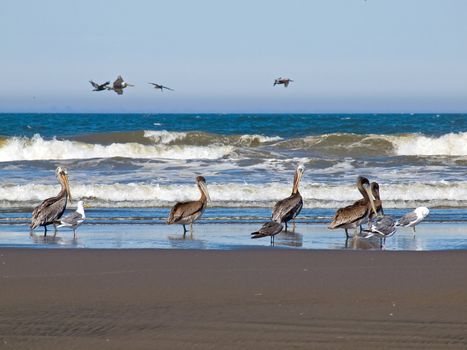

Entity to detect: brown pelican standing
[354,181,383,221]
[149,82,174,92]
[271,164,304,231]
[273,77,293,87]
[328,176,377,238]
[30,167,71,236]
[251,221,283,245]
[108,75,134,95]
[167,176,210,234]
[89,80,110,91]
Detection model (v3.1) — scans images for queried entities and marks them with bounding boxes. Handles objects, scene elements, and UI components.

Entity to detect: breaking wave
[0,134,232,161]
[0,131,465,162]
[2,181,466,209]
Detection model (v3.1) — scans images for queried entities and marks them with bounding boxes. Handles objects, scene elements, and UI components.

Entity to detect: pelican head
[196,176,211,204]
[56,167,71,202]
[357,176,377,215]
[292,164,305,194]
[370,182,381,200]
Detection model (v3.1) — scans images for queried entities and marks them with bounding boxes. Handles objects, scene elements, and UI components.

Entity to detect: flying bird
[149,83,174,92]
[89,80,110,91]
[56,200,86,238]
[251,221,283,245]
[273,77,293,87]
[167,176,211,234]
[30,167,72,236]
[108,75,134,95]
[396,207,430,235]
[271,164,304,231]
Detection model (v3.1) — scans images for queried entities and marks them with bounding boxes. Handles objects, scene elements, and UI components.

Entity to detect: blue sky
[1,0,467,113]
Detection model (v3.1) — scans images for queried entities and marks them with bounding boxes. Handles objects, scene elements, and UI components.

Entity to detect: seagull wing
[396,211,418,226]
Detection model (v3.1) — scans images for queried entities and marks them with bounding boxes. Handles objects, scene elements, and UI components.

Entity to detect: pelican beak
[199,181,211,204]
[364,184,377,215]
[62,173,72,202]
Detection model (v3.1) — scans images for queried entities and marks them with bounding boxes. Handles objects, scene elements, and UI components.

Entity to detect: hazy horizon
[1,0,466,113]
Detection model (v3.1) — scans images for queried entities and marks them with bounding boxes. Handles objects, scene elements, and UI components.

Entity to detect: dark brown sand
[1,249,466,349]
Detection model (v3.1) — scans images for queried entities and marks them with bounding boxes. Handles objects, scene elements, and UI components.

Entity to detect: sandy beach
[1,249,466,349]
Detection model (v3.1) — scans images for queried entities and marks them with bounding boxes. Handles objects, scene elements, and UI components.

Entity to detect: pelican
[108,75,134,95]
[251,221,283,245]
[396,207,430,235]
[89,80,110,91]
[30,167,71,236]
[149,82,174,92]
[167,176,210,234]
[273,77,293,87]
[328,176,377,238]
[271,164,304,231]
[56,200,86,238]
[369,182,384,218]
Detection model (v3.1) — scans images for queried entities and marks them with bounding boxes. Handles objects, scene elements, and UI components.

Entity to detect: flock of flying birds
[90,76,294,95]
[29,165,429,247]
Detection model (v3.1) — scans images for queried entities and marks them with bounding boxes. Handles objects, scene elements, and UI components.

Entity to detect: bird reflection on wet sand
[345,236,382,250]
[29,232,78,246]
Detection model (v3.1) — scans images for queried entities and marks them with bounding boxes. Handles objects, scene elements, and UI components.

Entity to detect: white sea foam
[0,134,232,161]
[143,130,187,144]
[391,132,467,156]
[2,181,466,208]
[238,134,283,143]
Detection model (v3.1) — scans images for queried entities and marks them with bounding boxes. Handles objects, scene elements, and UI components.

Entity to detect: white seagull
[396,207,430,236]
[57,200,87,237]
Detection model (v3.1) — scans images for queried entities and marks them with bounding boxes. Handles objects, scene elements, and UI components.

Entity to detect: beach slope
[1,249,466,349]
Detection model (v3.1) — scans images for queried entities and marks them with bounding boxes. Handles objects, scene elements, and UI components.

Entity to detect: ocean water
[0,113,465,250]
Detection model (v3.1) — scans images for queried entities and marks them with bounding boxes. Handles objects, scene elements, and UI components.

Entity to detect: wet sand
[1,249,467,349]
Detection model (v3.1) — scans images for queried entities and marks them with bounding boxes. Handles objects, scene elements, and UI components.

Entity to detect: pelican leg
[345,229,350,238]
[292,221,296,233]
[190,223,193,232]
[43,225,48,237]
[345,237,349,248]
[53,224,58,237]
[182,225,187,234]
[73,229,76,239]
[284,222,288,232]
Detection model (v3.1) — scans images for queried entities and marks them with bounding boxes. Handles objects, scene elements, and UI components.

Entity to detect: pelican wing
[271,193,303,223]
[113,76,124,89]
[162,86,174,91]
[396,211,418,226]
[31,196,67,228]
[328,202,368,229]
[251,221,283,239]
[167,201,204,224]
[89,80,99,89]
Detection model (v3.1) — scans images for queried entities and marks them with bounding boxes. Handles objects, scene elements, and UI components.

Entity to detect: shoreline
[1,249,467,349]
